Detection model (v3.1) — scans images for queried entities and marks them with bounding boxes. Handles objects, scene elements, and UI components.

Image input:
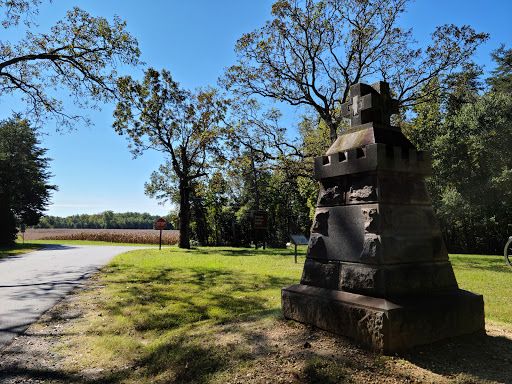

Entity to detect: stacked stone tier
[314,143,431,180]
[308,204,448,265]
[306,143,455,297]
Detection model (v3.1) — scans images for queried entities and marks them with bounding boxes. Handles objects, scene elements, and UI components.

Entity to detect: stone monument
[281,81,485,353]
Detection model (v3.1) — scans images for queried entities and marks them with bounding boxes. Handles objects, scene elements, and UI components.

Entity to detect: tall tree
[406,62,512,254]
[486,44,512,94]
[113,68,229,249]
[222,0,488,143]
[0,116,55,245]
[0,1,142,129]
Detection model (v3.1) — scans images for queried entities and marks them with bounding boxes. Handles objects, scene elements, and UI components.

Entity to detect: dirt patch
[1,281,511,384]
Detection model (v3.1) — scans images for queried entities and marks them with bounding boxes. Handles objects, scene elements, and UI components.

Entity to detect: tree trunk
[178,177,191,249]
[0,196,17,246]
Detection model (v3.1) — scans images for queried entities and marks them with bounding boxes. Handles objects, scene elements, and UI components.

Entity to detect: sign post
[289,234,309,263]
[251,211,268,249]
[20,224,26,244]
[155,218,167,250]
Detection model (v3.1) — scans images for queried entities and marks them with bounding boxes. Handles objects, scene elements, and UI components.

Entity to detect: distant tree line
[35,211,175,230]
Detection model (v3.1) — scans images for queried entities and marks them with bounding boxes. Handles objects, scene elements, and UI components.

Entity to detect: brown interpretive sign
[252,211,268,229]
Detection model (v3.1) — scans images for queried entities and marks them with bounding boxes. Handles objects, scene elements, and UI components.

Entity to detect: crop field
[19,228,180,245]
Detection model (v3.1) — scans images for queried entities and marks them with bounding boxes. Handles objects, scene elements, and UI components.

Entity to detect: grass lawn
[0,242,43,259]
[42,247,510,384]
[450,254,512,324]
[2,244,510,383]
[57,246,306,383]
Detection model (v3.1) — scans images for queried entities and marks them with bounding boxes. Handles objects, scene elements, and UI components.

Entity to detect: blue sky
[2,0,511,217]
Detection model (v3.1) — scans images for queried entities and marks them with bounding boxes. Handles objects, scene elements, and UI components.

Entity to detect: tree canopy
[113,68,229,248]
[222,0,488,142]
[0,116,55,245]
[0,1,142,129]
[486,44,512,94]
[404,52,512,254]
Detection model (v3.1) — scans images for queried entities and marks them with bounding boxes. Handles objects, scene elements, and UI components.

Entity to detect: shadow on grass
[97,263,295,333]
[399,331,512,384]
[190,246,298,258]
[451,254,510,273]
[302,357,352,384]
[0,243,43,259]
[137,338,230,383]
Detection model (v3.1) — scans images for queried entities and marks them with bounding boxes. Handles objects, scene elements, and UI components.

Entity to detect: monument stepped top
[328,81,413,155]
[340,81,399,128]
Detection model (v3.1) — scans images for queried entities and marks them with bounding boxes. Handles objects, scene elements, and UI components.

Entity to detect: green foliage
[114,68,229,248]
[0,2,142,129]
[0,0,45,28]
[486,44,512,94]
[222,0,488,142]
[407,60,512,254]
[0,116,55,245]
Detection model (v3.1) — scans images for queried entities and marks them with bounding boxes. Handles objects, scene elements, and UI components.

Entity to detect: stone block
[337,261,458,297]
[315,143,432,180]
[300,259,458,298]
[377,176,430,205]
[300,259,341,290]
[282,284,485,354]
[308,205,366,263]
[307,204,448,264]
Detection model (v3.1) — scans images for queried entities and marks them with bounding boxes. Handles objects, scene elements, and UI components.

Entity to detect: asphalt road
[0,244,144,351]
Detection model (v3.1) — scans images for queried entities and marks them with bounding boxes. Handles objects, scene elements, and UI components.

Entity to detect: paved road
[0,244,144,351]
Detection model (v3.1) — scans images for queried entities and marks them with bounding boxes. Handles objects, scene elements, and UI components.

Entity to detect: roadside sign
[289,234,309,264]
[155,218,167,250]
[155,218,167,230]
[252,211,268,229]
[289,234,308,246]
[20,224,26,244]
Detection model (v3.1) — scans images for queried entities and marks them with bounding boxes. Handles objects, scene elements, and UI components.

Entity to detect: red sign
[155,218,167,230]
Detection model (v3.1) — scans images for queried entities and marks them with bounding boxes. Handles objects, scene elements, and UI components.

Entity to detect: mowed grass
[0,242,43,259]
[450,254,512,324]
[51,247,511,383]
[59,246,306,383]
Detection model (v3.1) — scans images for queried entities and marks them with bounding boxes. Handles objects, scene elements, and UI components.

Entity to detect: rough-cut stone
[282,285,485,354]
[300,259,341,290]
[282,80,485,353]
[300,259,458,297]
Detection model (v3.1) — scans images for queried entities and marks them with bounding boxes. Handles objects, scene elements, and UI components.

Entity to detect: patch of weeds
[140,339,228,384]
[452,372,484,384]
[374,354,387,367]
[303,357,351,384]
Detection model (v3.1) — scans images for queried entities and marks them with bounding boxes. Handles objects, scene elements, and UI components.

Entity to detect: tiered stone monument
[281,81,485,353]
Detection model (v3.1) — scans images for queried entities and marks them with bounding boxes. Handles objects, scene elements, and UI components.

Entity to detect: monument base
[281,284,485,354]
